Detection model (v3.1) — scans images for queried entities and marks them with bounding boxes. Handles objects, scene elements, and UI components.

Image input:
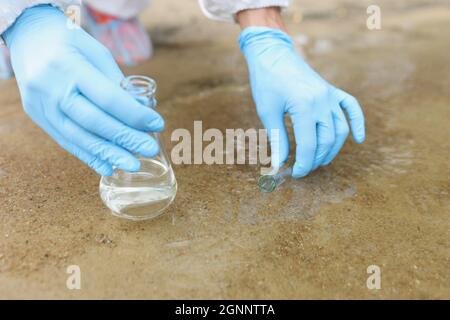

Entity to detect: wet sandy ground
[0,0,449,299]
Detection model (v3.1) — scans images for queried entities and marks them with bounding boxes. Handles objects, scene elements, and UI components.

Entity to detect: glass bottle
[258,167,292,193]
[99,75,177,220]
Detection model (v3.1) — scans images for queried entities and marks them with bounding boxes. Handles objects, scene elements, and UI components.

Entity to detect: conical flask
[99,75,177,220]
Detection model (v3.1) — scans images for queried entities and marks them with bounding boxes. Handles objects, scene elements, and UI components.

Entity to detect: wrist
[238,27,293,56]
[236,7,287,32]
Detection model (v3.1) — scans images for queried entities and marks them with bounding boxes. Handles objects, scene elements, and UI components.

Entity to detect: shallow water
[0,0,449,298]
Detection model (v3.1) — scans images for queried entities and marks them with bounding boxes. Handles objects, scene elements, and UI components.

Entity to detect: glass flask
[99,75,177,220]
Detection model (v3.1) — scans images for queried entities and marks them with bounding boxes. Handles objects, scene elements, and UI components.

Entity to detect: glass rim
[120,75,157,97]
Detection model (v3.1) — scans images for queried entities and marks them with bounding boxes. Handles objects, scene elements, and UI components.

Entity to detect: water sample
[99,76,177,220]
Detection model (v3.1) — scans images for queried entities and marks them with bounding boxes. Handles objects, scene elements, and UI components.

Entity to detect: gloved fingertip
[94,163,113,176]
[99,166,113,176]
[137,140,160,158]
[354,132,365,144]
[291,163,310,179]
[320,160,332,167]
[115,157,141,172]
[147,117,164,132]
[291,173,306,180]
[271,156,286,170]
[270,144,289,170]
[350,119,365,144]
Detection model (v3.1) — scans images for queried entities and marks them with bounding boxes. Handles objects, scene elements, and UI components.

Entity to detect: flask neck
[121,75,157,109]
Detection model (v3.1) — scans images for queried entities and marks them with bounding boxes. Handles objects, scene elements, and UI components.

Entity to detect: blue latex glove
[3,5,164,176]
[239,27,365,178]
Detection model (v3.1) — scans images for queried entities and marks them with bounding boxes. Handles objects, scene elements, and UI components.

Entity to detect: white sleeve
[198,0,291,22]
[0,0,79,41]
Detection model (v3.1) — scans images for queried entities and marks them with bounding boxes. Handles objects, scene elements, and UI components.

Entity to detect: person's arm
[197,0,291,22]
[236,7,365,178]
[0,0,78,43]
[3,5,164,175]
[236,6,286,32]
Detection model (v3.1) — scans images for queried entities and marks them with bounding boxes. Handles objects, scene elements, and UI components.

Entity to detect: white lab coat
[0,0,291,41]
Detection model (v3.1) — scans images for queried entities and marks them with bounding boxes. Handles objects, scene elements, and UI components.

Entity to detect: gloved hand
[3,5,164,176]
[239,27,365,178]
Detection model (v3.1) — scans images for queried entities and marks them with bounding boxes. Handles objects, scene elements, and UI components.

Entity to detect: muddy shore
[0,0,449,299]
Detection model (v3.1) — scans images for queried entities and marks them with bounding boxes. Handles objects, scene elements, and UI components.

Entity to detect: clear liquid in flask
[100,158,177,220]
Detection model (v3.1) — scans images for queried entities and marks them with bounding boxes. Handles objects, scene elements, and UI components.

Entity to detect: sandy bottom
[0,0,449,299]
